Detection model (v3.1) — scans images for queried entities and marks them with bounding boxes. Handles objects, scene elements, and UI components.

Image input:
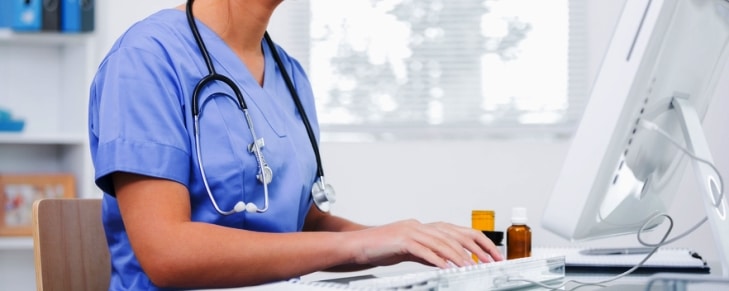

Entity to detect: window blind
[269,0,588,141]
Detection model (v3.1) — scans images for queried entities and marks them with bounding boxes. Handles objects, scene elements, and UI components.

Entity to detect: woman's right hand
[346,219,503,269]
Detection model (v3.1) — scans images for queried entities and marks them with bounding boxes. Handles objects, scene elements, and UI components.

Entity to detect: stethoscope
[186,0,335,215]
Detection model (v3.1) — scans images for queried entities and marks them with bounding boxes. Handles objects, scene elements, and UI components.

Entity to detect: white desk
[200,261,729,290]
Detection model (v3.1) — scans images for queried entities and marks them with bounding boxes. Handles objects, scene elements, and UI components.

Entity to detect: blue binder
[12,0,41,31]
[61,0,93,32]
[0,0,13,28]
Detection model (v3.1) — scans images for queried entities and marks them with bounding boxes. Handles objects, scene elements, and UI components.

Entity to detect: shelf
[0,237,33,251]
[0,132,86,145]
[0,28,92,46]
[0,18,97,291]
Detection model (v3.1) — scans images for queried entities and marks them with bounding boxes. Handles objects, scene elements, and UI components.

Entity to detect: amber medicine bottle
[471,210,495,262]
[471,210,495,232]
[506,207,531,259]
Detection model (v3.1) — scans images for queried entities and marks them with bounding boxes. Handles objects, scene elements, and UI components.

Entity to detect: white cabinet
[0,29,99,291]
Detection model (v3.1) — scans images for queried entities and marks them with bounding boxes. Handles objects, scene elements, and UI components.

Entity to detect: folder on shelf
[41,0,61,31]
[1,0,13,28]
[533,246,710,274]
[12,0,42,31]
[61,0,94,32]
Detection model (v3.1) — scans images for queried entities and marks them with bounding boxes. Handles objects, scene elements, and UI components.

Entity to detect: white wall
[95,0,729,265]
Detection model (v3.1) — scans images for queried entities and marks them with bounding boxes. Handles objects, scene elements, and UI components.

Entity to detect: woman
[88,0,502,289]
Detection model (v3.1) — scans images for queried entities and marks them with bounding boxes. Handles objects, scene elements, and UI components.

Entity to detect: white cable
[507,214,672,290]
[507,118,725,290]
[640,119,725,207]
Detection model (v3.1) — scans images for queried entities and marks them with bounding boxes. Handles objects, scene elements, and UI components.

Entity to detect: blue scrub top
[88,9,319,290]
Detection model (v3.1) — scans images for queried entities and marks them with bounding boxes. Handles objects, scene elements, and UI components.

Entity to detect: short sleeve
[89,46,191,195]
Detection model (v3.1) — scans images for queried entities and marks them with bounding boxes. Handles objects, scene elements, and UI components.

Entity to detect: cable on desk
[508,118,725,291]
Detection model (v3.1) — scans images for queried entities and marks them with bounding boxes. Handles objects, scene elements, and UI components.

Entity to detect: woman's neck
[181,0,277,54]
[180,0,281,85]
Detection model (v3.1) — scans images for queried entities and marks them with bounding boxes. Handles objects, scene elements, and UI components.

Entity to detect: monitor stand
[673,97,729,278]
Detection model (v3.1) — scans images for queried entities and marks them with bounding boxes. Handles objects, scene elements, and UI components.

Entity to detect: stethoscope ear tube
[191,74,248,115]
[262,32,335,213]
[263,33,325,180]
[186,0,335,214]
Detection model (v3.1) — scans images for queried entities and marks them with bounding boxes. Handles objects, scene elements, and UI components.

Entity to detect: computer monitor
[541,0,729,276]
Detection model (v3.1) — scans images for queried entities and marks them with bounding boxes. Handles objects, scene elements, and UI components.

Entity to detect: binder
[1,0,13,28]
[533,246,710,274]
[42,0,61,31]
[61,0,93,32]
[12,0,41,31]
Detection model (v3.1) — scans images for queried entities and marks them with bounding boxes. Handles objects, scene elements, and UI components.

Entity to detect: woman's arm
[114,172,357,288]
[303,204,503,271]
[113,172,502,289]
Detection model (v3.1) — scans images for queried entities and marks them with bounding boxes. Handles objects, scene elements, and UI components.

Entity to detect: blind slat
[270,0,588,140]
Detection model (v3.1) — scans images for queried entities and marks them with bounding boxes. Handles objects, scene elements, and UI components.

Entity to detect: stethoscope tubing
[262,33,325,179]
[186,0,328,214]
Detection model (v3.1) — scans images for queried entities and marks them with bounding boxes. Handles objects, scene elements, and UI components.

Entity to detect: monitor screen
[541,0,729,275]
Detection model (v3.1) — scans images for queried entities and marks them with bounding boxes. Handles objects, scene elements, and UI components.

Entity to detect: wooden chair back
[32,198,110,291]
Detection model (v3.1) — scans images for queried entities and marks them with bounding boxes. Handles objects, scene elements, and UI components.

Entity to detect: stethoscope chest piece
[312,178,336,213]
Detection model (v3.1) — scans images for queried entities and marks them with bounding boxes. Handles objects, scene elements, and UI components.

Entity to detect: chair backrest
[32,198,110,291]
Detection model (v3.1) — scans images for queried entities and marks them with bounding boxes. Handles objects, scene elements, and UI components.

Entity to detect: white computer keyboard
[340,255,566,290]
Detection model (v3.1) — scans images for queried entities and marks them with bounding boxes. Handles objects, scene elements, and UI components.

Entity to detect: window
[270,0,588,141]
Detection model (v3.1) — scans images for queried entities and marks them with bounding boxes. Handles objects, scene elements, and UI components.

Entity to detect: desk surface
[199,260,728,290]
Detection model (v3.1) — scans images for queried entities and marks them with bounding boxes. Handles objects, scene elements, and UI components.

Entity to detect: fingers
[461,227,504,263]
[440,222,504,262]
[355,220,505,269]
[400,236,452,269]
[426,222,504,265]
[408,222,475,268]
[400,221,504,268]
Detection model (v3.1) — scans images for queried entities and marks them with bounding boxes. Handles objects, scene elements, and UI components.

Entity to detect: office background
[95,0,728,269]
[1,0,727,290]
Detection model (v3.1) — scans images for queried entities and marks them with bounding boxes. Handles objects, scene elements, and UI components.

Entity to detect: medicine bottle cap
[511,207,528,224]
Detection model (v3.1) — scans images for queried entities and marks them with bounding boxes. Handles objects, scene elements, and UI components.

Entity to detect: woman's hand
[346,219,503,269]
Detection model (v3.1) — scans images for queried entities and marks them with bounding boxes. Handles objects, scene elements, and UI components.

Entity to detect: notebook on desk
[533,246,710,274]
